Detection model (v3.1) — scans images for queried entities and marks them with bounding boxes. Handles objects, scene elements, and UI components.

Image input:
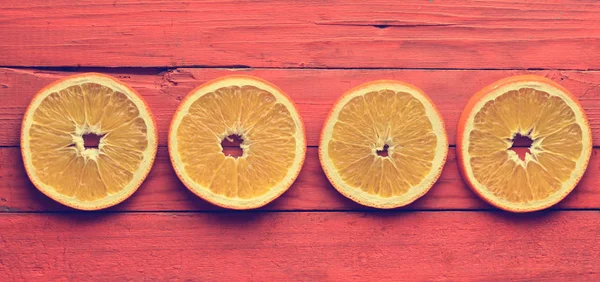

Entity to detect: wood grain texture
[2,147,599,212]
[2,68,600,147]
[1,0,600,69]
[1,212,599,281]
[3,1,599,280]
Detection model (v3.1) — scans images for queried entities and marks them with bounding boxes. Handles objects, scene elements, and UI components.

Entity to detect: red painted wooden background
[1,1,600,281]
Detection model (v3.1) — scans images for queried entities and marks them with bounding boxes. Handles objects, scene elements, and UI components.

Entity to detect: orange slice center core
[221,134,244,158]
[509,133,533,161]
[82,133,103,149]
[376,144,390,157]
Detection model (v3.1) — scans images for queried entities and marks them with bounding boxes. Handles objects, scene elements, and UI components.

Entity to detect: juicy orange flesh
[468,88,583,203]
[29,83,148,201]
[328,90,437,197]
[176,85,297,199]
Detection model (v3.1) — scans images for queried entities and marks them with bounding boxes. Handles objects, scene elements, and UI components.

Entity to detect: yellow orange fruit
[319,80,448,208]
[21,73,158,210]
[457,75,592,212]
[168,75,306,209]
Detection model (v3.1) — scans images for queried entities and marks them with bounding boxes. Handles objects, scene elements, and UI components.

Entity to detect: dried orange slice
[457,75,592,212]
[319,80,448,208]
[21,73,158,210]
[168,75,306,209]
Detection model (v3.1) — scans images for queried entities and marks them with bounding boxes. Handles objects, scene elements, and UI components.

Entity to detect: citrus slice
[457,75,592,212]
[21,73,158,210]
[319,80,448,208]
[168,75,306,209]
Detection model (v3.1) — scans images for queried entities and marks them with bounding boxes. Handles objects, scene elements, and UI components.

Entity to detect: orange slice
[319,80,448,208]
[21,73,158,210]
[457,75,592,212]
[168,75,306,209]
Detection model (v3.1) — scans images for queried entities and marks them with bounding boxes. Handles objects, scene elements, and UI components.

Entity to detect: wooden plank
[2,68,600,147]
[0,212,598,280]
[1,0,599,69]
[2,147,599,212]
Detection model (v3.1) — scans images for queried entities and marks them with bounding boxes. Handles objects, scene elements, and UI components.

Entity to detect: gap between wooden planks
[2,68,600,147]
[0,212,599,281]
[2,147,599,212]
[1,0,599,69]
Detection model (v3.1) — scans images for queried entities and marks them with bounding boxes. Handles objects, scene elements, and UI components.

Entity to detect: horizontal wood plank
[1,0,600,69]
[2,147,599,212]
[2,68,600,147]
[1,212,599,280]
